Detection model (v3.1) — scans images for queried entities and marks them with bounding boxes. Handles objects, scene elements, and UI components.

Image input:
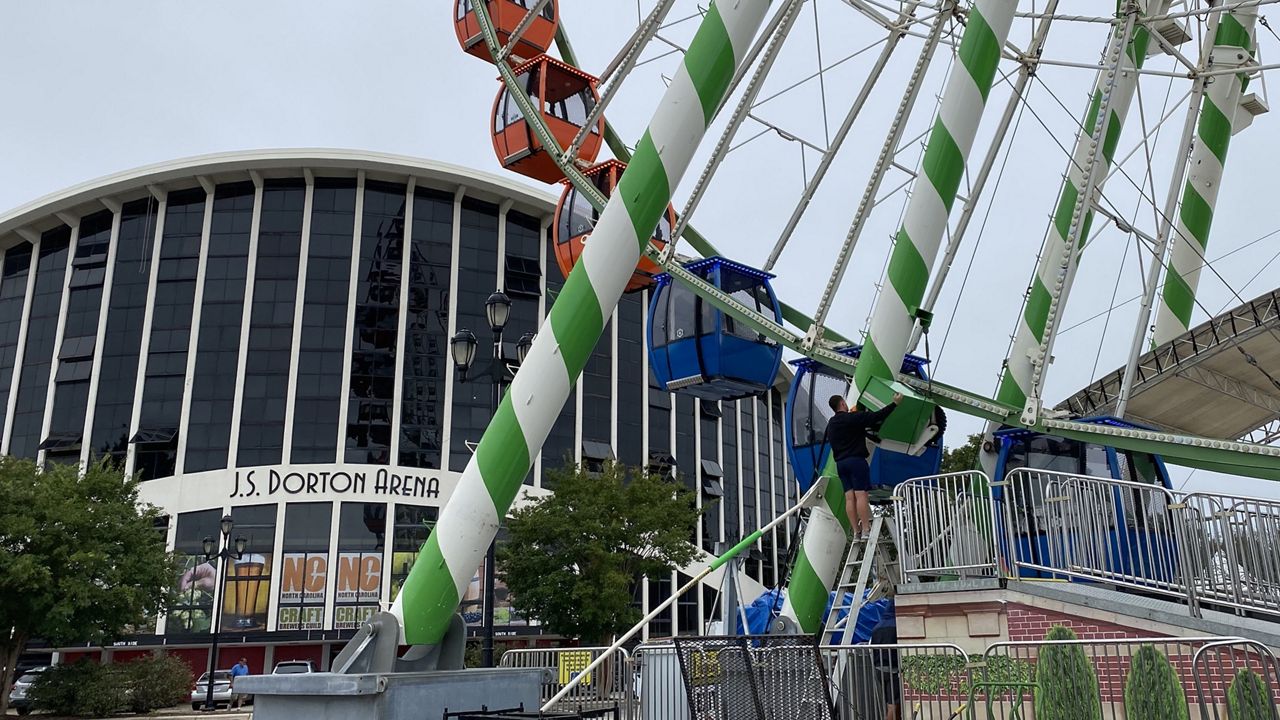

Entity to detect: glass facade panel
[770,390,788,554]
[136,188,205,480]
[389,504,438,600]
[346,181,405,465]
[722,400,739,541]
[699,402,720,553]
[291,179,355,463]
[238,180,305,467]
[450,198,499,472]
[740,400,756,537]
[582,321,611,446]
[169,508,220,635]
[676,571,699,635]
[0,243,32,437]
[90,199,157,465]
[220,504,276,633]
[505,212,540,485]
[647,574,672,639]
[541,219,574,483]
[616,292,644,467]
[399,188,453,469]
[46,211,113,461]
[9,226,71,459]
[277,502,331,631]
[185,183,253,473]
[333,502,385,629]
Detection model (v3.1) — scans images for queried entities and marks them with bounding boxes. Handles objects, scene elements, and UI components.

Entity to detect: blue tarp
[732,588,890,643]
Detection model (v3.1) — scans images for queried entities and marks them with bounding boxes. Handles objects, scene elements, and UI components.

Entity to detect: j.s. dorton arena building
[0,150,797,670]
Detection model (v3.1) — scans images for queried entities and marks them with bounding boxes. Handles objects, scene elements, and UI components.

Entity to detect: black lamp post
[450,290,534,668]
[201,515,246,711]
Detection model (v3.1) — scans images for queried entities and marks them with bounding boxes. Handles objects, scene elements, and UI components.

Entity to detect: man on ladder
[825,392,901,541]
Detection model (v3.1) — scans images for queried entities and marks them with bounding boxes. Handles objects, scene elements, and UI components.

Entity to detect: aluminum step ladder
[819,514,899,647]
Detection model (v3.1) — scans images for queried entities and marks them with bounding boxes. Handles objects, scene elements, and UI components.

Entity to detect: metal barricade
[821,642,971,720]
[499,646,632,715]
[1182,492,1280,617]
[633,642,685,720]
[1000,469,1197,606]
[978,635,1265,720]
[1191,638,1280,719]
[671,635,834,720]
[894,471,999,581]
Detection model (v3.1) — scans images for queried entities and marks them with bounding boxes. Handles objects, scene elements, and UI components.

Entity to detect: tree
[498,461,702,643]
[1034,625,1102,720]
[0,459,172,717]
[941,433,982,475]
[1123,644,1188,720]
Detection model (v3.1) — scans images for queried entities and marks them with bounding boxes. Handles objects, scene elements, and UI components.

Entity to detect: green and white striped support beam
[997,1,1161,411]
[782,1,1017,635]
[852,1,1017,396]
[1152,6,1256,346]
[777,456,850,633]
[388,0,772,646]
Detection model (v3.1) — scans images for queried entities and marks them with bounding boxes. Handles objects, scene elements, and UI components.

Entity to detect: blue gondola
[991,418,1177,583]
[785,345,943,493]
[647,257,784,401]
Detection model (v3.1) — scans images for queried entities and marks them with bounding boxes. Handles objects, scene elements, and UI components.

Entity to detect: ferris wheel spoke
[804,1,954,347]
[563,0,677,163]
[495,0,554,63]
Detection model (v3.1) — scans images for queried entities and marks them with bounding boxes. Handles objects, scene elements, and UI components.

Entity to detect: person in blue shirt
[229,658,250,708]
[825,393,901,540]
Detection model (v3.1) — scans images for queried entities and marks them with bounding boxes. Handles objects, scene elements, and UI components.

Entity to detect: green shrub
[1033,626,1102,720]
[1227,668,1272,720]
[1123,644,1188,720]
[28,659,127,717]
[122,654,194,713]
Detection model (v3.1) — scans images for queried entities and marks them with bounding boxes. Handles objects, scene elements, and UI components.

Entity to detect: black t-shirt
[824,404,896,461]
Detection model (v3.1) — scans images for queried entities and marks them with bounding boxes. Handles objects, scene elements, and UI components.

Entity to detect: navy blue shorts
[836,456,871,493]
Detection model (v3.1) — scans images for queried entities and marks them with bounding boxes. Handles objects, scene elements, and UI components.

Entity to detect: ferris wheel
[383,0,1280,650]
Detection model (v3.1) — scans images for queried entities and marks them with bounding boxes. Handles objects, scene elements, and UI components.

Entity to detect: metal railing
[499,646,632,714]
[979,635,1280,720]
[821,642,971,720]
[894,471,999,581]
[895,466,1280,622]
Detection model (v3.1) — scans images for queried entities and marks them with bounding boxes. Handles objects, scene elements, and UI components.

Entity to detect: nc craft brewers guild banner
[333,551,382,629]
[277,552,328,631]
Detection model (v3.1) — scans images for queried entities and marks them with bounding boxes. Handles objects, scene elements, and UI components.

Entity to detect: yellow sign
[558,651,593,685]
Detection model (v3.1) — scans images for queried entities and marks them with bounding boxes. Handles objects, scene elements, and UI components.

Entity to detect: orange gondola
[454,0,558,64]
[553,160,672,292]
[492,55,604,184]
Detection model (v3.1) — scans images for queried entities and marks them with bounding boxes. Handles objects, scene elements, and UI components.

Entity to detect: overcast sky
[2,1,1278,495]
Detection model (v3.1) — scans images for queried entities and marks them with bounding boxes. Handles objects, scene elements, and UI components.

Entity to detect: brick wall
[1007,603,1142,642]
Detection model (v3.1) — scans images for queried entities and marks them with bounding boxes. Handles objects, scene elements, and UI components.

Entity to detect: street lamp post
[450,290,533,668]
[201,515,246,712]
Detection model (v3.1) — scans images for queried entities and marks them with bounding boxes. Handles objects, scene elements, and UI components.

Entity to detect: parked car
[8,666,48,716]
[190,670,234,710]
[272,660,316,674]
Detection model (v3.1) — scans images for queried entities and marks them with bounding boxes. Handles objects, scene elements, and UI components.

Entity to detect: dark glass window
[541,216,574,484]
[676,571,699,636]
[220,504,276,633]
[0,243,32,436]
[675,395,695,487]
[647,574,672,639]
[389,504,439,600]
[450,198,499,472]
[740,399,757,536]
[400,188,453,469]
[504,212,540,486]
[333,502,386,630]
[648,378,670,458]
[346,182,405,465]
[136,188,205,480]
[756,396,772,583]
[46,211,113,462]
[616,292,644,467]
[168,509,220,635]
[700,400,721,553]
[291,179,355,464]
[238,180,304,467]
[582,321,612,447]
[185,183,253,473]
[90,199,157,465]
[722,400,739,542]
[9,226,71,459]
[771,390,788,543]
[277,502,331,631]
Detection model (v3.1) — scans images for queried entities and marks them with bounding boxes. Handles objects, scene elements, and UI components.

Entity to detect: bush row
[28,655,192,717]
